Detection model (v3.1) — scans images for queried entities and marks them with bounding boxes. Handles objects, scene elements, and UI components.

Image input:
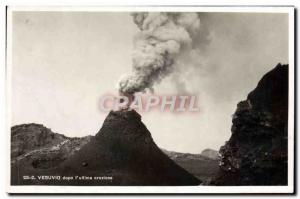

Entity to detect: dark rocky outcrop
[213,63,288,185]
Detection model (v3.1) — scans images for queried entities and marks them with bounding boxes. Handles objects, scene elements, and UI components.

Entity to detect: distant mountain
[161,149,219,183]
[201,149,219,160]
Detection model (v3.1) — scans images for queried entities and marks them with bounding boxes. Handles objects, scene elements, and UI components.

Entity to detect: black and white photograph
[6,6,294,194]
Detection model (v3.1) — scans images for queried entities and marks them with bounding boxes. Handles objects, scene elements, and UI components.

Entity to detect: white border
[6,6,295,194]
[6,6,295,13]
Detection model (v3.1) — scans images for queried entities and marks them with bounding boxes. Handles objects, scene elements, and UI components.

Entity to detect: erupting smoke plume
[118,12,201,95]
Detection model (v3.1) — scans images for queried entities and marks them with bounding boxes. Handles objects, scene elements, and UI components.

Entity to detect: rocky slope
[11,124,92,168]
[11,110,200,185]
[213,63,289,185]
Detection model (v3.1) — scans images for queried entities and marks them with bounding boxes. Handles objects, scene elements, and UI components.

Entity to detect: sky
[11,11,288,153]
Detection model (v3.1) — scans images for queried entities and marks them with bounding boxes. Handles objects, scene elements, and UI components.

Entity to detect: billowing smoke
[118,12,201,96]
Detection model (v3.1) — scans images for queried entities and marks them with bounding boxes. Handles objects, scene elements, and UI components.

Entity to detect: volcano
[59,110,200,185]
[12,110,200,186]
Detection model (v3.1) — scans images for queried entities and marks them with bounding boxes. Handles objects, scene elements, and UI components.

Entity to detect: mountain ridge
[11,122,218,184]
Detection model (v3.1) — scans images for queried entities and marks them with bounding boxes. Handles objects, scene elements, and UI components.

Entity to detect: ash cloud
[118,12,201,95]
